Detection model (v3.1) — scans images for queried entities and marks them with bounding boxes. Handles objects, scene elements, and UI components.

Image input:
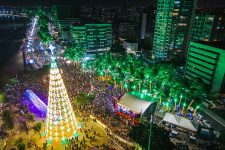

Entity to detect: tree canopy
[0,92,5,102]
[75,92,95,105]
[64,44,85,62]
[2,110,14,129]
[129,123,174,150]
[82,52,209,112]
[36,9,53,44]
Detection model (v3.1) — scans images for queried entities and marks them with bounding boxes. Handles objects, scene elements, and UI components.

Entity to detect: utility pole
[148,115,153,150]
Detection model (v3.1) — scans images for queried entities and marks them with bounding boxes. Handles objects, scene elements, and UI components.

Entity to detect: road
[200,106,225,131]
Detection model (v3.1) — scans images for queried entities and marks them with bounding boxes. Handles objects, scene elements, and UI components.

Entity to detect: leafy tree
[2,110,14,129]
[0,92,5,102]
[110,43,126,54]
[37,9,52,44]
[15,138,26,150]
[75,92,95,105]
[64,44,85,63]
[189,78,208,105]
[129,123,174,150]
[33,122,42,132]
[27,113,35,122]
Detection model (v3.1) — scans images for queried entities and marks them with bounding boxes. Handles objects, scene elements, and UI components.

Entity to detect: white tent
[162,112,197,132]
[118,93,153,114]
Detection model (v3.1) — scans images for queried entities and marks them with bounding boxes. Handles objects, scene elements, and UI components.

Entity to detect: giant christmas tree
[45,56,77,144]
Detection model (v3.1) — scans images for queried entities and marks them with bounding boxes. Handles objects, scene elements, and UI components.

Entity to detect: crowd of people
[1,42,137,149]
[57,59,136,149]
[22,17,58,71]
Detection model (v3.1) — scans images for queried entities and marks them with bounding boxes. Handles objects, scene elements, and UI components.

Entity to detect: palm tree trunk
[174,101,176,111]
[139,82,141,92]
[179,97,182,106]
[187,99,194,110]
[150,81,152,91]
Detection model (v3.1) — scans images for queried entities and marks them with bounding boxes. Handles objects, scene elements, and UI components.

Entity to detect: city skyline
[1,0,225,7]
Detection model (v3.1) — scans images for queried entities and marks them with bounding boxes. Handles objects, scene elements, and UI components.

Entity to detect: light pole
[148,115,153,150]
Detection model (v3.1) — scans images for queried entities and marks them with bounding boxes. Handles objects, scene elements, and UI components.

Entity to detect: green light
[47,137,53,144]
[174,99,177,102]
[60,137,69,145]
[183,103,186,107]
[196,106,200,109]
[166,103,169,106]
[73,132,79,138]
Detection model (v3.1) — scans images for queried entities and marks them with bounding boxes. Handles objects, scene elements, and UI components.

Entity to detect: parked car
[214,131,220,138]
[170,130,178,138]
[196,113,203,121]
[189,135,197,144]
[203,120,213,129]
[171,124,177,128]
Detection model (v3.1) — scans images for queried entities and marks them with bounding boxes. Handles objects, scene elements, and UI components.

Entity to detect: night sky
[1,0,225,7]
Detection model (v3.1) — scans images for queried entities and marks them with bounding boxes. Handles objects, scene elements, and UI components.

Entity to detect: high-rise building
[140,6,156,53]
[118,22,140,42]
[140,13,147,40]
[185,41,225,94]
[152,0,196,62]
[71,24,112,53]
[191,7,225,42]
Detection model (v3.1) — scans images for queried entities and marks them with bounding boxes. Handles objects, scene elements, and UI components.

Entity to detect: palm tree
[64,44,85,65]
[189,78,208,105]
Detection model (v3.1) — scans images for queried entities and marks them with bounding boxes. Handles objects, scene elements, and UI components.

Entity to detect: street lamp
[193,105,200,115]
[179,95,183,106]
[166,102,169,111]
[174,99,177,111]
[181,103,186,114]
[148,115,153,150]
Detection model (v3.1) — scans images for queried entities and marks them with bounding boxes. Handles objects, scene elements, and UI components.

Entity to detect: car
[166,122,171,127]
[196,113,203,121]
[214,131,220,138]
[203,120,213,129]
[189,135,197,144]
[171,124,177,128]
[170,130,178,138]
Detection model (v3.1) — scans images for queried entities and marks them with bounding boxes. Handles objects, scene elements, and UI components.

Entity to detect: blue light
[29,60,34,64]
[84,57,90,61]
[175,1,180,4]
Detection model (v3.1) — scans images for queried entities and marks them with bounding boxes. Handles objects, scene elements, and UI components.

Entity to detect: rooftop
[118,93,153,114]
[194,41,225,50]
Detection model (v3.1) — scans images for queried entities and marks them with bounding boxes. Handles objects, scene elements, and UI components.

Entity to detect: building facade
[122,40,139,54]
[191,7,225,42]
[152,0,196,62]
[71,24,112,53]
[185,41,225,93]
[118,22,140,42]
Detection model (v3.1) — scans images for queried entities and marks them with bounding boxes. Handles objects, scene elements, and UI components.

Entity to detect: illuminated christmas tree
[45,56,77,144]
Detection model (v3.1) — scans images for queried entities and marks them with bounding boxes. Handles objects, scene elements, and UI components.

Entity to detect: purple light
[22,89,48,117]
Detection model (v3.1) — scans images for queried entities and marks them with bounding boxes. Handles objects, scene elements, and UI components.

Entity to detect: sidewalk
[202,106,225,128]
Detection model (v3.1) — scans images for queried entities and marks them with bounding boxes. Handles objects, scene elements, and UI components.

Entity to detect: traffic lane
[200,111,225,131]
